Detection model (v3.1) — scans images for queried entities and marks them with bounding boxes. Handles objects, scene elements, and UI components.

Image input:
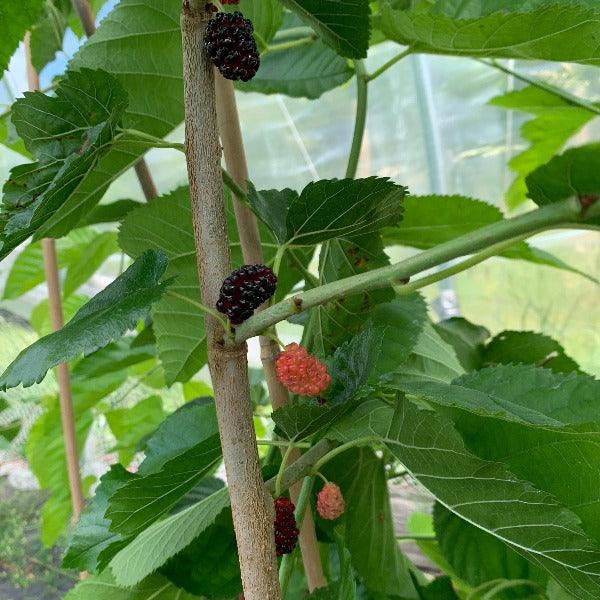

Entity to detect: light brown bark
[181,4,280,598]
[215,74,327,592]
[41,239,85,521]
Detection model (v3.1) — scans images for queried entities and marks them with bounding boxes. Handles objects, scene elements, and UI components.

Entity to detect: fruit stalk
[215,74,327,590]
[180,3,280,598]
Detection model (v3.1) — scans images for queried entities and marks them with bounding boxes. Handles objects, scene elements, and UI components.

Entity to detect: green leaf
[328,324,385,405]
[279,0,370,58]
[273,402,350,441]
[3,224,97,300]
[381,1,600,66]
[382,195,593,277]
[138,398,218,476]
[455,364,599,426]
[160,505,241,598]
[106,435,221,536]
[63,231,118,298]
[30,0,70,72]
[526,144,600,225]
[224,0,283,50]
[483,331,580,374]
[31,294,89,337]
[449,412,600,556]
[81,200,144,227]
[415,576,460,600]
[64,571,198,600]
[105,396,166,465]
[433,502,545,593]
[308,547,356,599]
[0,250,170,390]
[109,487,230,587]
[0,112,29,157]
[3,240,46,300]
[118,188,205,384]
[406,512,468,589]
[70,336,155,381]
[369,295,429,378]
[63,465,133,573]
[248,177,406,246]
[0,69,128,259]
[239,39,354,99]
[433,317,490,372]
[390,320,465,384]
[490,85,595,210]
[0,0,44,74]
[61,0,183,238]
[329,397,600,600]
[393,364,600,427]
[27,393,97,546]
[323,448,417,598]
[310,234,395,355]
[244,185,295,245]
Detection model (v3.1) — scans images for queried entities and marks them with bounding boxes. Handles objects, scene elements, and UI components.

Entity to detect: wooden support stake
[214,73,327,592]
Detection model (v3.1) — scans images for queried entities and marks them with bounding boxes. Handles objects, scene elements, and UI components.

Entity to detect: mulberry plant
[0,1,599,600]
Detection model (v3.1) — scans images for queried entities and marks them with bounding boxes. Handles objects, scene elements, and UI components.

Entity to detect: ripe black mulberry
[216,264,277,325]
[205,11,260,82]
[274,497,299,556]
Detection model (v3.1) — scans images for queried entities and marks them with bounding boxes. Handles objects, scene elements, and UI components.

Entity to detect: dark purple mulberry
[274,497,299,556]
[216,264,277,325]
[204,11,260,82]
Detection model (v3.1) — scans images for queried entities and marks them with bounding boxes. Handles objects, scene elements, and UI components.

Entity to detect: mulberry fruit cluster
[317,482,345,520]
[216,264,277,325]
[205,11,260,82]
[275,343,331,396]
[274,497,299,556]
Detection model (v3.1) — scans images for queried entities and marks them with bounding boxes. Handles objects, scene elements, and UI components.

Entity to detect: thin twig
[367,47,413,82]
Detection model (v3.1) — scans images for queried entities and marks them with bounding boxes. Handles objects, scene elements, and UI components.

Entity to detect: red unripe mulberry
[275,343,331,396]
[317,482,345,520]
[274,497,299,556]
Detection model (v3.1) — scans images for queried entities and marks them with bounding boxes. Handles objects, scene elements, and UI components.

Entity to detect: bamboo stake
[181,3,280,598]
[214,74,327,592]
[24,34,85,522]
[70,0,159,201]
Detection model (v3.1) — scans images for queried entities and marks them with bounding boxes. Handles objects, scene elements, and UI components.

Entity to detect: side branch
[235,197,590,342]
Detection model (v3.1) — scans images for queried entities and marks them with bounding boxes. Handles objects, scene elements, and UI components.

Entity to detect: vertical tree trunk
[214,74,327,592]
[180,3,281,598]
